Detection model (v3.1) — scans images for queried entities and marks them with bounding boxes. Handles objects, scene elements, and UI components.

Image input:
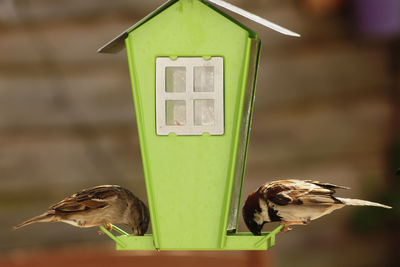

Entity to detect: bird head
[131,200,150,236]
[242,189,265,236]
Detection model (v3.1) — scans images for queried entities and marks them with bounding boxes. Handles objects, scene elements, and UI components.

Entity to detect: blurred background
[1,0,399,266]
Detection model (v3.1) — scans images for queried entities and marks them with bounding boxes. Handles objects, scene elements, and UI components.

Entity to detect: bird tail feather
[336,197,392,209]
[13,212,54,230]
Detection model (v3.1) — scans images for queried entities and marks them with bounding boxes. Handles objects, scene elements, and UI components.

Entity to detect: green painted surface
[100,225,283,250]
[114,232,282,251]
[121,0,263,250]
[116,235,156,250]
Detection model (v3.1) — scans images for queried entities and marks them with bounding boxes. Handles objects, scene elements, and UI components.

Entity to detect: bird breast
[268,201,344,222]
[253,199,271,224]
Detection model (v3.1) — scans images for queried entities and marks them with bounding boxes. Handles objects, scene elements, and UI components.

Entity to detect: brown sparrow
[14,185,150,236]
[243,179,392,234]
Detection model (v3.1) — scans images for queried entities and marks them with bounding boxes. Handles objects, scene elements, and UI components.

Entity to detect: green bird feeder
[98,0,299,250]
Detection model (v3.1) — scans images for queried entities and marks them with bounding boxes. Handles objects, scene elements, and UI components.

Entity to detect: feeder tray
[100,224,284,250]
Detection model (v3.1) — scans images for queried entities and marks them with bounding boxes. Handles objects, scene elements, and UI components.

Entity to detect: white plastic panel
[194,66,214,92]
[166,67,186,92]
[156,57,224,135]
[194,99,215,126]
[166,100,186,125]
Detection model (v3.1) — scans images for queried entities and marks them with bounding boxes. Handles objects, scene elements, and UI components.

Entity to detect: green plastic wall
[125,0,260,249]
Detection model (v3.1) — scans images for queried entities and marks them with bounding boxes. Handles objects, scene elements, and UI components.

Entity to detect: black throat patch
[267,206,282,222]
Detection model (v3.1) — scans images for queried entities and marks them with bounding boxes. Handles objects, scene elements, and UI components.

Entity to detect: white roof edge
[98,0,178,54]
[205,0,300,37]
[97,0,300,54]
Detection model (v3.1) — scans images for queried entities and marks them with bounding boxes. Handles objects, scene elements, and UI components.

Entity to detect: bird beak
[251,227,262,236]
[132,228,140,236]
[245,219,263,236]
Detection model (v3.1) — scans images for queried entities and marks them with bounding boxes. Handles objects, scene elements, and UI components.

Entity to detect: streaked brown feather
[304,180,350,190]
[298,195,338,205]
[14,185,150,236]
[52,200,108,213]
[243,179,390,235]
[261,180,341,206]
[49,186,121,213]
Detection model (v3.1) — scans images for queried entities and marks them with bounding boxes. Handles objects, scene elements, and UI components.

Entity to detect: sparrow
[243,179,392,235]
[14,185,150,236]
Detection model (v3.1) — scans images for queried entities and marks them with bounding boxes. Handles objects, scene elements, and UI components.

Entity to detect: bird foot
[105,223,113,232]
[98,223,113,235]
[280,220,310,232]
[280,225,292,232]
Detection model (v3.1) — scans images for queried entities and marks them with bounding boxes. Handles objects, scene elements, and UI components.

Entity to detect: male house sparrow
[243,179,392,235]
[14,185,150,236]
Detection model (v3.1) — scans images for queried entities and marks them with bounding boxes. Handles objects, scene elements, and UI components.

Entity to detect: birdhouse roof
[98,0,178,54]
[98,0,299,54]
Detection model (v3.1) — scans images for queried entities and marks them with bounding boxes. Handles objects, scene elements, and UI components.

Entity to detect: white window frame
[156,57,224,136]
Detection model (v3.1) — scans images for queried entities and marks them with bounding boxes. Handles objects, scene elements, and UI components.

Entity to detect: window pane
[166,100,186,126]
[156,57,223,135]
[194,99,215,126]
[166,67,186,92]
[194,66,214,92]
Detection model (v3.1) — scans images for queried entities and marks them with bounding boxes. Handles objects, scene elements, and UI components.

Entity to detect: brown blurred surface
[0,246,270,267]
[1,0,399,266]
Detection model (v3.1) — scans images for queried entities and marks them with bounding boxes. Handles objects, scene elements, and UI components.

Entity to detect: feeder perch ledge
[100,224,284,250]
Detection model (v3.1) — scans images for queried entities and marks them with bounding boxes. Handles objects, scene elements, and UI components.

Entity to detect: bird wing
[304,180,350,190]
[261,180,343,206]
[49,185,120,213]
